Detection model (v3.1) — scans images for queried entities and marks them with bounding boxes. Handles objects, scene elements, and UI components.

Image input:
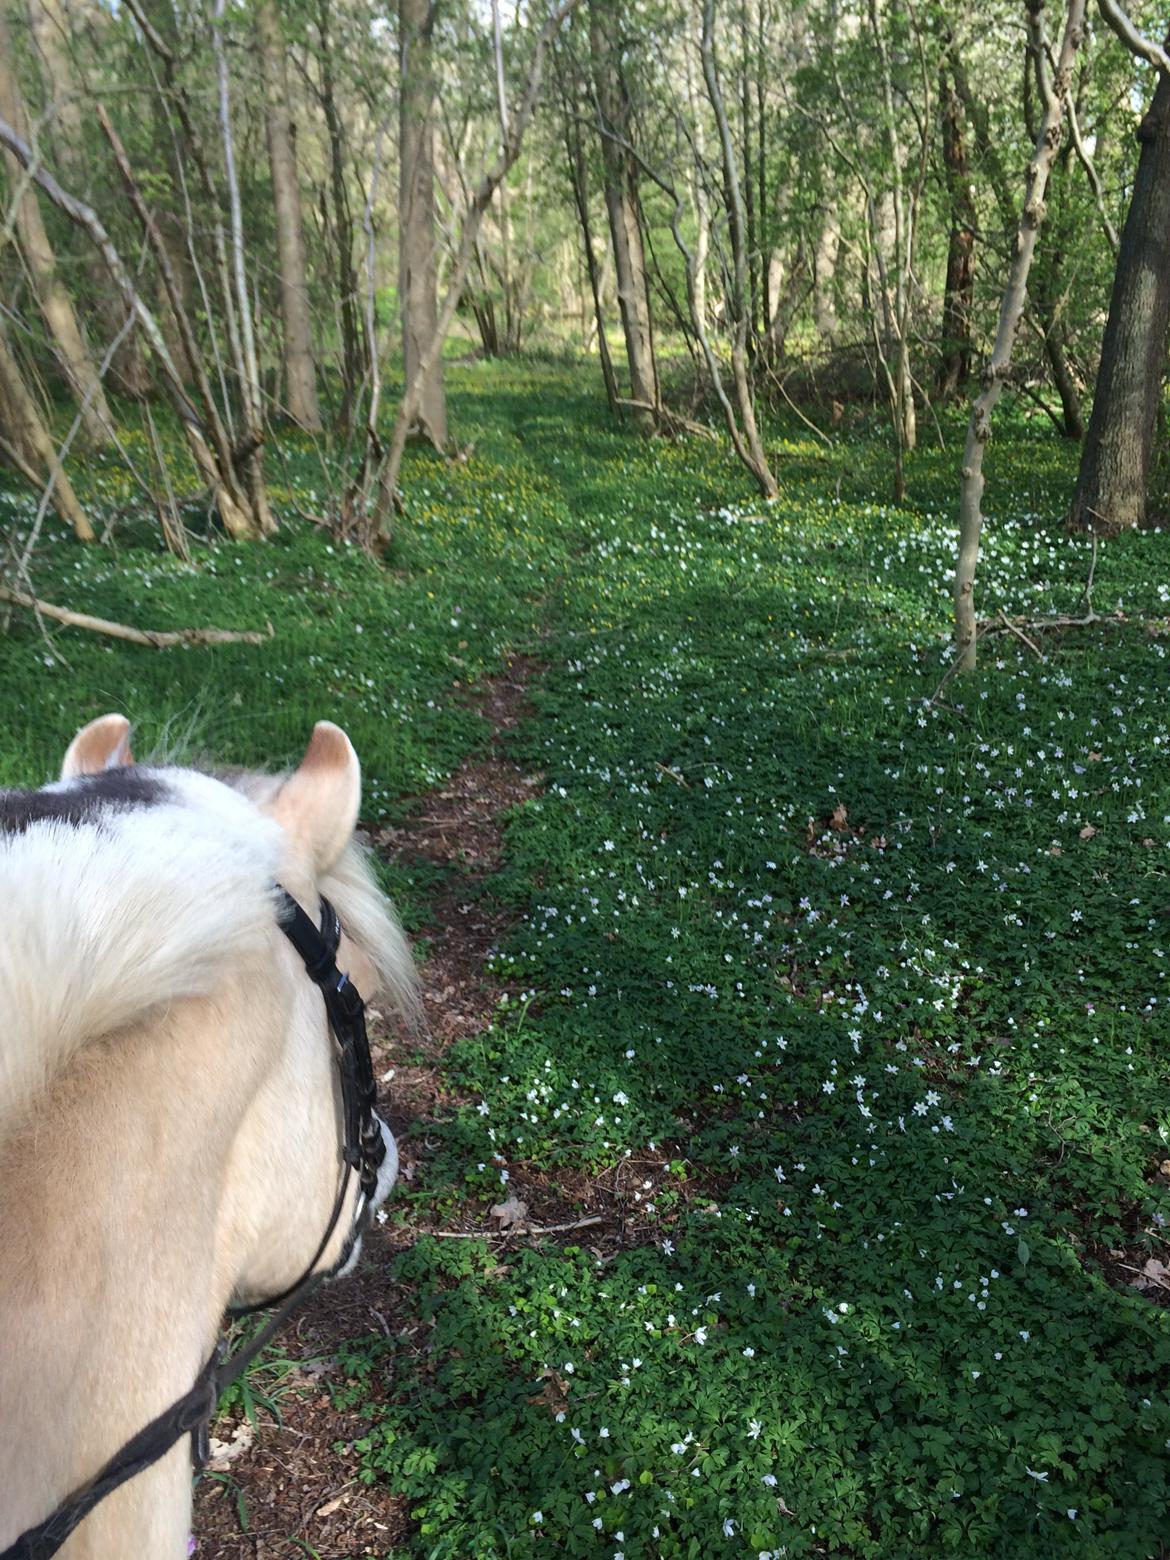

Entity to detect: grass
[3,362,1170,1557]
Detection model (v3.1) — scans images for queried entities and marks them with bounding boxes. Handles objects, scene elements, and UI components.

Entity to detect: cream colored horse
[0,715,417,1557]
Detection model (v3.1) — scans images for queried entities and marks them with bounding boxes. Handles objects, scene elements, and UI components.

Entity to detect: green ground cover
[3,362,1169,1557]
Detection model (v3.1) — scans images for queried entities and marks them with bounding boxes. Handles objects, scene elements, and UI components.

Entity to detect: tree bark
[1069,46,1170,532]
[589,0,660,433]
[937,67,975,399]
[0,8,113,447]
[399,0,448,449]
[953,0,1086,672]
[257,0,322,432]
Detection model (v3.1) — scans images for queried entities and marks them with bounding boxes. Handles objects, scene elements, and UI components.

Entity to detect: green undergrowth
[3,363,1170,1556]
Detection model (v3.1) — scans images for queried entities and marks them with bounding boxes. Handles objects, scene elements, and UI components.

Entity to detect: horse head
[0,717,417,1558]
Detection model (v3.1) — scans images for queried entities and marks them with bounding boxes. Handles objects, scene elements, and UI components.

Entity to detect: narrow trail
[194,663,540,1560]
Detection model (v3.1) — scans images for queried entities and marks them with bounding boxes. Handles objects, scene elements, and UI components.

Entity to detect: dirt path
[193,663,539,1560]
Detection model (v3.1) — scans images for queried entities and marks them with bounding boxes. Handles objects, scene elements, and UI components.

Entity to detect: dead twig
[430,1214,605,1240]
[655,762,691,788]
[0,584,273,647]
[997,611,1046,660]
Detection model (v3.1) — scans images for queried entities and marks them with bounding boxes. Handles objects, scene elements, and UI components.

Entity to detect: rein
[1,888,384,1560]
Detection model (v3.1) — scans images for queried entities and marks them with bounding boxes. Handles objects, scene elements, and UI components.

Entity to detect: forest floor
[3,360,1170,1557]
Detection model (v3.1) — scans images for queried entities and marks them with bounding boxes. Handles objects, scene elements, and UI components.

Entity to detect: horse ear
[273,722,361,874]
[61,714,134,779]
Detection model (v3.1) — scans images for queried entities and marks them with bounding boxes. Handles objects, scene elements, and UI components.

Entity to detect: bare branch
[1096,0,1170,74]
[0,585,274,647]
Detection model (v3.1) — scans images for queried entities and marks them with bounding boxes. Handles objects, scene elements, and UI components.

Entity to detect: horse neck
[0,981,275,1558]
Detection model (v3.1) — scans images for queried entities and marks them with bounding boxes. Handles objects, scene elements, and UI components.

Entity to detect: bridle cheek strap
[0,890,383,1560]
[273,890,386,1202]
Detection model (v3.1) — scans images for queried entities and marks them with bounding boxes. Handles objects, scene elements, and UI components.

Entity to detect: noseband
[2,889,385,1560]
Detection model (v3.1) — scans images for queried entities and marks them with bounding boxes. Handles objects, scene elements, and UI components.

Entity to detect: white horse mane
[0,763,417,1126]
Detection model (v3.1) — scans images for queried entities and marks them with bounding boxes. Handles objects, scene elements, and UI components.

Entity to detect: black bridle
[2,888,385,1560]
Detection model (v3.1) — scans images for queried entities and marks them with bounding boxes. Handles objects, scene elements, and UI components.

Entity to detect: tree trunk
[948,36,1080,438]
[316,0,362,434]
[0,324,93,540]
[556,44,621,418]
[589,0,660,433]
[365,0,582,536]
[701,0,777,498]
[0,9,113,447]
[937,67,975,399]
[683,11,711,331]
[1069,52,1170,532]
[953,0,1085,672]
[399,0,448,449]
[257,0,322,431]
[212,0,274,535]
[813,211,840,341]
[26,0,152,399]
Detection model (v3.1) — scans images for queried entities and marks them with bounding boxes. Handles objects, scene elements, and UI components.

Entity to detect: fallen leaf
[490,1194,529,1229]
[527,1368,571,1415]
[316,1495,348,1518]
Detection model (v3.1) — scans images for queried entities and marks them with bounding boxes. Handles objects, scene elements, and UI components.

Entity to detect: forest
[2,0,1170,1555]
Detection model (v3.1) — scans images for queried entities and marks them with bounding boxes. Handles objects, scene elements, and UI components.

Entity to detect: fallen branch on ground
[0,584,273,647]
[614,399,719,442]
[980,609,1127,637]
[431,1214,606,1240]
[929,609,1130,704]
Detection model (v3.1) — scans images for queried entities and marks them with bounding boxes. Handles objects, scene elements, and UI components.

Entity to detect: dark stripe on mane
[0,770,170,835]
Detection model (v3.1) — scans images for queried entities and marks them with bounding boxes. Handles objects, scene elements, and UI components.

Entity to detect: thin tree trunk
[756,0,769,333]
[0,324,93,539]
[949,33,1079,435]
[212,0,274,535]
[555,46,621,417]
[1069,40,1170,532]
[316,0,362,434]
[399,0,448,449]
[813,211,840,341]
[26,0,152,399]
[589,0,660,433]
[953,0,1086,671]
[683,13,711,331]
[257,0,322,431]
[701,0,777,498]
[0,9,112,447]
[740,0,758,347]
[937,67,975,399]
[369,0,582,535]
[867,0,918,457]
